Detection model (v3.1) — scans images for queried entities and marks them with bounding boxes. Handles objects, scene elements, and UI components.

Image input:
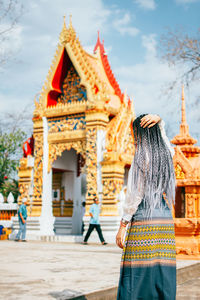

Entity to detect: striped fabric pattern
[121,219,176,267]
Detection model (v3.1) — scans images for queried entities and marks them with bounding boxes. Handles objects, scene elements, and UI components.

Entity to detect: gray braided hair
[132,114,175,219]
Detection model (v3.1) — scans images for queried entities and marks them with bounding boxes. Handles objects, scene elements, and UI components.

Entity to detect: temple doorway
[52,149,86,235]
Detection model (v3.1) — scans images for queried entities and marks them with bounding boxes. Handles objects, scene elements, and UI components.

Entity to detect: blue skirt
[117,199,176,300]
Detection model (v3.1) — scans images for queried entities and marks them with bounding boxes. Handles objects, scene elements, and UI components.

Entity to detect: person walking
[83,197,107,245]
[15,198,28,242]
[116,114,176,300]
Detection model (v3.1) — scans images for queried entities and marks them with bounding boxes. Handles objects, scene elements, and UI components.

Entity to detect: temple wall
[97,130,106,205]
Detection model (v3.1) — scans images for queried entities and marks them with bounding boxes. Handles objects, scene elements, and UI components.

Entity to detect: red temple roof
[94,32,123,102]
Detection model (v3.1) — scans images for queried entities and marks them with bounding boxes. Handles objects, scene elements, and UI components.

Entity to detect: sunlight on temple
[13,16,135,241]
[4,17,200,254]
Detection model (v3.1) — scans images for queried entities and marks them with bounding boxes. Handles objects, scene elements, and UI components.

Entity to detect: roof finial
[69,14,72,27]
[171,84,197,145]
[181,84,186,125]
[123,89,128,106]
[63,15,67,29]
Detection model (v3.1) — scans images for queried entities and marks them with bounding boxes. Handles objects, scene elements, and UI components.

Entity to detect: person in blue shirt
[15,198,28,242]
[83,197,107,245]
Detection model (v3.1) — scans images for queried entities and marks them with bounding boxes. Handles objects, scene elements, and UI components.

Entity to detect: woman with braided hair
[116,114,176,300]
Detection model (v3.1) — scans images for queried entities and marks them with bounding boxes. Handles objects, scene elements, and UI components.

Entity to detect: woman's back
[117,115,176,300]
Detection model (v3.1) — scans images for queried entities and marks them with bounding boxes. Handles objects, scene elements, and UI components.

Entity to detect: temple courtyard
[0,240,199,300]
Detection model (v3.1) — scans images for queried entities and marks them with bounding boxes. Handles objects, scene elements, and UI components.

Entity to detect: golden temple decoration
[18,158,32,200]
[175,164,185,179]
[197,194,200,218]
[105,92,135,158]
[85,127,97,202]
[48,116,86,133]
[120,127,135,164]
[173,147,193,179]
[57,65,87,104]
[102,177,124,199]
[101,161,125,216]
[48,140,86,172]
[59,15,76,45]
[18,156,34,215]
[32,120,44,216]
[185,194,197,218]
[33,93,44,119]
[44,101,87,117]
[171,87,200,257]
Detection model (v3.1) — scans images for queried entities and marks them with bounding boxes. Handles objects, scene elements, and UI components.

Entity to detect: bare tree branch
[0,0,23,66]
[159,27,200,91]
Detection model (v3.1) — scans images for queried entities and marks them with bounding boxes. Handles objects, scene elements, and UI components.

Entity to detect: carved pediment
[173,147,193,179]
[175,164,185,179]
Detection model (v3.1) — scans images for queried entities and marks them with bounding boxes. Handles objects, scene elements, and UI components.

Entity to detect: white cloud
[0,24,22,66]
[142,34,157,60]
[134,0,156,10]
[113,13,139,36]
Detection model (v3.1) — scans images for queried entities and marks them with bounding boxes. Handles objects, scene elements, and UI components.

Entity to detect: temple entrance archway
[52,148,86,235]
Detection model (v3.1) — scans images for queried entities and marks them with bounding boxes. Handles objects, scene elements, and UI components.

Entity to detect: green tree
[0,128,26,198]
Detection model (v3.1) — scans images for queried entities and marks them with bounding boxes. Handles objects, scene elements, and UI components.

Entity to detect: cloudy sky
[0,0,200,141]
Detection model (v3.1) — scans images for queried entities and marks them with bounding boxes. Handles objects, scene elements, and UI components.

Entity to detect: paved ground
[0,240,199,300]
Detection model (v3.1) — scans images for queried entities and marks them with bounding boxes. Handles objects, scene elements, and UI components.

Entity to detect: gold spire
[123,89,128,106]
[69,14,72,28]
[181,85,187,125]
[171,85,197,145]
[180,84,189,136]
[59,15,76,45]
[63,15,67,30]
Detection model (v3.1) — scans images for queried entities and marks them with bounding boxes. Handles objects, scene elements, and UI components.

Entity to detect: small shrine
[172,86,200,256]
[14,16,135,239]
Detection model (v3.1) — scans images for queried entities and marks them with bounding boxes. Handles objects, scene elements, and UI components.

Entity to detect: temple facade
[13,17,135,240]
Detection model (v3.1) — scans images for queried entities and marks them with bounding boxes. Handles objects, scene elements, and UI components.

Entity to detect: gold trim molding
[48,140,86,172]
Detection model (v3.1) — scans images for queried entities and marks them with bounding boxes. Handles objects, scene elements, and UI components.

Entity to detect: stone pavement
[0,240,199,300]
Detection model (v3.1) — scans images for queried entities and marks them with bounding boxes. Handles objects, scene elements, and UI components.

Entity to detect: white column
[96,130,106,205]
[40,117,55,235]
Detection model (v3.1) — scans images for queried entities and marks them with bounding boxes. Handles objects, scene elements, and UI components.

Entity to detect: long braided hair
[131,114,175,218]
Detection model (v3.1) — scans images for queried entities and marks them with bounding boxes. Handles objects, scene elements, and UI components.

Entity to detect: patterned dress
[117,197,176,300]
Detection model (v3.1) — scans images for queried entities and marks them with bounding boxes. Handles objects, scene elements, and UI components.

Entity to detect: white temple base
[10,216,43,240]
[54,217,72,235]
[10,215,120,244]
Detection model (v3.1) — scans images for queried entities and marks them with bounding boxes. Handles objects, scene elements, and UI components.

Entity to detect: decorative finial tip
[123,89,128,104]
[182,84,184,101]
[69,14,72,26]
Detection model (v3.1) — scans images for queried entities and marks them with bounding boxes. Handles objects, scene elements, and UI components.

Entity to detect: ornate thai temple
[171,86,200,256]
[13,17,135,240]
[9,18,200,253]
